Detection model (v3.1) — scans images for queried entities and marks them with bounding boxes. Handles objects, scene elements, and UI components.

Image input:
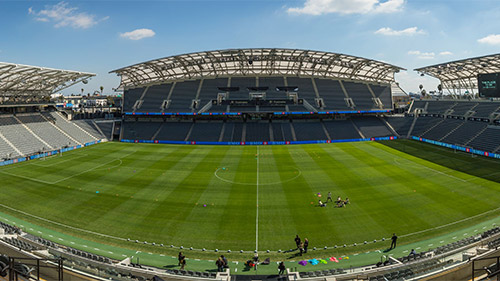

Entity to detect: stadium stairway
[40,113,82,146]
[13,115,54,150]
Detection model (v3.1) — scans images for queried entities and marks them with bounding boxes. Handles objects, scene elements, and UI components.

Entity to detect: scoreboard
[478,73,500,97]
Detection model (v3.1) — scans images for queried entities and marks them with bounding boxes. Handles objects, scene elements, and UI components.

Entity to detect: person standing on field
[326,192,333,203]
[390,233,398,250]
[295,235,301,249]
[178,252,184,266]
[278,261,286,275]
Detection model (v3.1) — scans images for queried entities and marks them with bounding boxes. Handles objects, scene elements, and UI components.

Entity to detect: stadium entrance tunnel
[214,166,301,186]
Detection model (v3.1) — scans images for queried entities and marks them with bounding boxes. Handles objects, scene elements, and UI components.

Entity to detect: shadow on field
[379,139,500,184]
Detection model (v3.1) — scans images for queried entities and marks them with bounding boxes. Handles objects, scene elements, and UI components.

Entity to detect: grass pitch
[1,140,500,260]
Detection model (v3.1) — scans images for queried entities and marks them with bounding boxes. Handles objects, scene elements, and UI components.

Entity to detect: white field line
[213,167,301,186]
[32,154,88,167]
[0,150,135,185]
[256,146,259,252]
[0,203,127,241]
[399,206,500,238]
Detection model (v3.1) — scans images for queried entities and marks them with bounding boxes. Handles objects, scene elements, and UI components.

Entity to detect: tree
[100,86,104,94]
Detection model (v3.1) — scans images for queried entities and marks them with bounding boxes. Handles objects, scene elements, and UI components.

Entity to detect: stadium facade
[111,48,404,145]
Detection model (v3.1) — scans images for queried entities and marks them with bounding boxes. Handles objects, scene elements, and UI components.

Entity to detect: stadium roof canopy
[415,53,500,94]
[111,48,405,89]
[0,62,95,96]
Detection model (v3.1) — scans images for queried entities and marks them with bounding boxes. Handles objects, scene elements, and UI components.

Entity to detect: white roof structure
[415,53,500,95]
[0,62,95,96]
[111,48,404,89]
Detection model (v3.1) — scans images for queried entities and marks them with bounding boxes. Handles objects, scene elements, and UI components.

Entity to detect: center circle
[214,166,301,185]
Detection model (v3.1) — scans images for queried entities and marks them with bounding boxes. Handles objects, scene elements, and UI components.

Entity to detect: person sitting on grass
[318,200,326,207]
[336,196,342,203]
[336,200,345,208]
[344,197,349,205]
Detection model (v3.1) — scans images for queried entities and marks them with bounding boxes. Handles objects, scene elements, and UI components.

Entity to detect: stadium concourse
[0,49,500,281]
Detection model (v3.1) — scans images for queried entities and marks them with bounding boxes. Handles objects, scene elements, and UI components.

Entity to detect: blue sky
[1,0,499,95]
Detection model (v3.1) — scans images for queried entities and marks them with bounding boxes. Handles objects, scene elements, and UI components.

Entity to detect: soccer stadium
[1,2,500,281]
[1,47,500,281]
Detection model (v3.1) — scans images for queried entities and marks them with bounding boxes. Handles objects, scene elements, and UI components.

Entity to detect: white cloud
[375,27,425,36]
[439,51,453,56]
[28,2,107,29]
[408,50,435,59]
[120,29,156,40]
[287,0,404,15]
[478,34,500,45]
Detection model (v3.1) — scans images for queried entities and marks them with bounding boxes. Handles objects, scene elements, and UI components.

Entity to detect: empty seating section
[411,117,443,137]
[0,116,46,155]
[343,82,374,109]
[167,81,198,112]
[415,100,500,118]
[122,121,161,140]
[352,117,392,138]
[259,106,286,112]
[474,102,500,118]
[257,77,285,99]
[385,117,413,137]
[271,122,285,141]
[245,122,270,142]
[47,112,96,144]
[198,78,228,106]
[231,122,244,142]
[323,120,361,140]
[412,100,427,110]
[18,114,76,149]
[125,77,389,113]
[370,84,392,108]
[188,122,223,142]
[0,112,108,159]
[442,122,488,146]
[286,77,317,106]
[229,77,256,99]
[155,122,192,141]
[94,122,114,140]
[468,127,500,152]
[315,78,349,109]
[281,122,295,141]
[0,135,15,159]
[140,84,171,112]
[425,101,455,114]
[292,121,327,141]
[123,88,144,112]
[221,122,235,142]
[421,119,463,140]
[74,120,106,140]
[450,102,476,116]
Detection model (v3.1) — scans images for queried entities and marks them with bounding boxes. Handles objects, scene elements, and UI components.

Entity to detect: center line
[256,146,259,252]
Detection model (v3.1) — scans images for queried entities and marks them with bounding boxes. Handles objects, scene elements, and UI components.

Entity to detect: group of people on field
[318,192,349,208]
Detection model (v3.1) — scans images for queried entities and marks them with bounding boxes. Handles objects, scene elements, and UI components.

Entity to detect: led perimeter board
[478,73,500,97]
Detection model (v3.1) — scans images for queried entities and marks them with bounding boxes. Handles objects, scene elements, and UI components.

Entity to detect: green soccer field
[1,140,500,262]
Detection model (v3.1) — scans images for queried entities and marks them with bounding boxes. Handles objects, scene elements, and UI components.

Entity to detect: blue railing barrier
[121,136,397,146]
[411,136,500,160]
